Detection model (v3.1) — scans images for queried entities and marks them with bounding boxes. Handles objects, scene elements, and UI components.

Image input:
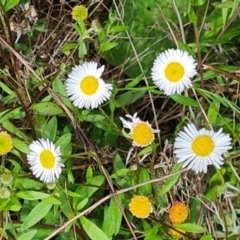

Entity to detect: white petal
[173,123,232,174]
[151,49,197,95]
[65,62,112,109]
[27,139,64,183]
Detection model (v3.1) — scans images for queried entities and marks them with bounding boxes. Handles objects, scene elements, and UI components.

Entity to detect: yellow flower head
[129,196,152,218]
[169,225,186,238]
[0,131,13,155]
[169,201,188,224]
[120,113,160,147]
[72,5,88,21]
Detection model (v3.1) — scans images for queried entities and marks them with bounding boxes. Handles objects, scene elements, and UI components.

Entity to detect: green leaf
[83,113,106,123]
[12,138,29,154]
[55,133,72,157]
[139,168,152,195]
[20,202,52,232]
[100,42,118,53]
[86,166,93,183]
[33,24,48,32]
[14,178,44,190]
[59,191,74,219]
[189,199,201,223]
[2,120,29,141]
[227,234,240,240]
[207,100,220,124]
[102,197,122,237]
[115,90,146,107]
[73,175,105,210]
[174,223,207,233]
[42,196,61,205]
[61,42,78,54]
[209,168,226,183]
[0,82,16,96]
[137,145,154,156]
[144,224,162,240]
[31,102,63,115]
[125,71,146,88]
[170,94,198,107]
[10,196,22,209]
[16,191,50,200]
[72,23,81,36]
[43,116,57,141]
[3,0,20,11]
[109,25,129,33]
[17,230,37,240]
[158,163,182,196]
[200,235,214,240]
[32,79,50,90]
[206,184,227,200]
[52,77,73,109]
[80,216,109,240]
[67,191,81,198]
[98,30,106,42]
[0,199,10,212]
[111,168,130,178]
[114,154,125,170]
[77,175,105,200]
[77,17,86,34]
[76,198,88,211]
[0,107,24,124]
[188,7,197,25]
[213,1,234,8]
[78,41,88,57]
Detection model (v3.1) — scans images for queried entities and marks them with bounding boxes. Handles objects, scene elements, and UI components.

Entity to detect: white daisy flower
[120,113,160,147]
[65,61,113,109]
[174,123,232,173]
[151,49,197,95]
[27,139,64,183]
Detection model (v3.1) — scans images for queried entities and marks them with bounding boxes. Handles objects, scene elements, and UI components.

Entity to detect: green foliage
[174,223,207,233]
[31,102,63,116]
[102,197,122,237]
[158,163,182,196]
[1,0,20,11]
[0,0,239,239]
[104,0,183,78]
[80,216,109,240]
[19,202,53,232]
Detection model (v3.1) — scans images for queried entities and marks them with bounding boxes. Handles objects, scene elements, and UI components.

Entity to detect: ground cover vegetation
[0,0,240,239]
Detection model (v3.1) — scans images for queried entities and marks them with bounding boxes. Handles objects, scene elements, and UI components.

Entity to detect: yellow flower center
[40,150,55,169]
[80,76,99,95]
[0,132,13,155]
[129,196,152,218]
[169,202,188,224]
[132,123,154,147]
[72,5,88,21]
[192,135,214,157]
[164,62,185,82]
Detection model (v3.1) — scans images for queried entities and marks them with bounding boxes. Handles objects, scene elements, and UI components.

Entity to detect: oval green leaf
[174,223,207,233]
[20,202,52,232]
[17,230,37,240]
[80,216,109,240]
[170,94,198,107]
[31,102,63,115]
[16,191,50,200]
